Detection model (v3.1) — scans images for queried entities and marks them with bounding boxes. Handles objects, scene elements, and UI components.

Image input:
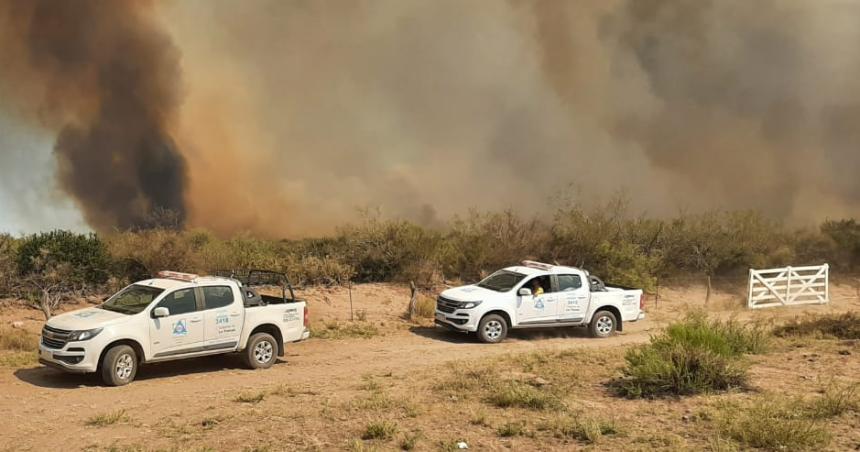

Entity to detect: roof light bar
[521,260,554,270]
[157,270,199,282]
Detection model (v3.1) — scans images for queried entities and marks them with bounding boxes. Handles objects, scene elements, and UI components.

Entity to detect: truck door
[516,275,556,324]
[149,288,205,357]
[201,285,243,351]
[556,274,589,322]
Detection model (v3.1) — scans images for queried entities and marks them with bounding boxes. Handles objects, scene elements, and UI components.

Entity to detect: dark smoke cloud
[0,0,187,231]
[2,0,860,235]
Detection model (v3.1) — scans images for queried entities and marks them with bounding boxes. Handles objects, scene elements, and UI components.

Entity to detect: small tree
[16,250,77,319]
[15,230,108,319]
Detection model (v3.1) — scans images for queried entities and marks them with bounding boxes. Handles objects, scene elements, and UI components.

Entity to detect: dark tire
[589,310,617,338]
[100,345,137,386]
[243,332,278,369]
[477,314,508,343]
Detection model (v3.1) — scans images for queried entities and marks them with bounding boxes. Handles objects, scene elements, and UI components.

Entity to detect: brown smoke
[0,0,187,231]
[2,1,860,236]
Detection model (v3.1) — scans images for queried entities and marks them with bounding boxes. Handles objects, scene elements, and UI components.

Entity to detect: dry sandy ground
[0,283,857,451]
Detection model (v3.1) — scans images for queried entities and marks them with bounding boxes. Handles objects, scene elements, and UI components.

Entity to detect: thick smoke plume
[2,0,860,236]
[0,0,187,231]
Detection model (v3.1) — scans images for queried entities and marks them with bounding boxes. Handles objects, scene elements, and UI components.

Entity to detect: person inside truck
[530,278,545,296]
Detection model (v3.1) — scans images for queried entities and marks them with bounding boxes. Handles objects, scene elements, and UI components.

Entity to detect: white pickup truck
[39,270,310,386]
[435,261,645,343]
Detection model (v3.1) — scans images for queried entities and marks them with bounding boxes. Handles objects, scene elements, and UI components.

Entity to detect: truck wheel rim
[596,316,613,335]
[484,320,503,340]
[254,341,273,364]
[115,353,134,380]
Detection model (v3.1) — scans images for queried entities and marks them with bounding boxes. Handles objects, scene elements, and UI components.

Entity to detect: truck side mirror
[518,288,532,297]
[153,307,170,318]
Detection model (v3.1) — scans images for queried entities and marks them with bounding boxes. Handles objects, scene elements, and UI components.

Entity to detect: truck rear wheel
[477,314,508,343]
[589,310,617,338]
[243,332,278,369]
[100,344,137,386]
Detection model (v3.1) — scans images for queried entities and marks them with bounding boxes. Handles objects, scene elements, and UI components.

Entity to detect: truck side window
[558,274,582,292]
[156,288,198,316]
[525,276,550,295]
[203,286,235,310]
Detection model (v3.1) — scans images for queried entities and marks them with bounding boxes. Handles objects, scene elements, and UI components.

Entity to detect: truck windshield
[477,270,526,292]
[101,285,165,315]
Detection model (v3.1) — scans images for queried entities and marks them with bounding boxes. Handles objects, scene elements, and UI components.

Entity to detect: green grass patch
[311,321,380,339]
[774,312,860,340]
[807,382,860,419]
[542,415,618,444]
[612,314,763,398]
[85,409,130,427]
[496,421,529,437]
[234,391,266,404]
[361,420,397,440]
[399,432,420,450]
[714,396,832,451]
[0,326,38,352]
[485,381,562,410]
[0,351,38,368]
[412,295,436,319]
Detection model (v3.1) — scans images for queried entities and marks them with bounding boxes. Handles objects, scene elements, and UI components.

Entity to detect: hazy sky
[0,111,86,233]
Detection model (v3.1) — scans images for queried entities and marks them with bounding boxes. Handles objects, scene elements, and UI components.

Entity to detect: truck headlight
[68,328,103,342]
[460,301,482,309]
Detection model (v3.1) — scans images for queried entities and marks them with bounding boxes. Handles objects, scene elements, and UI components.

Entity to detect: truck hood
[47,307,130,331]
[440,285,500,302]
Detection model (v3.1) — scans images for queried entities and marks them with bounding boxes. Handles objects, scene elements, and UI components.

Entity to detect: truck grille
[41,325,72,349]
[436,297,459,314]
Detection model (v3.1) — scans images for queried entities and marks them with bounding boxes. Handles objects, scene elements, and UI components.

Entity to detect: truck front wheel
[100,344,138,386]
[243,332,278,369]
[477,314,508,343]
[589,310,617,338]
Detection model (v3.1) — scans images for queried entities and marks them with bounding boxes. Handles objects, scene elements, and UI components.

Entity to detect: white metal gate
[748,264,829,309]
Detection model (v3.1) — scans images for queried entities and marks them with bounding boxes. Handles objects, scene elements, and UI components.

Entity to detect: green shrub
[614,342,747,398]
[361,421,397,440]
[663,314,769,357]
[612,315,763,398]
[773,313,860,340]
[16,230,109,285]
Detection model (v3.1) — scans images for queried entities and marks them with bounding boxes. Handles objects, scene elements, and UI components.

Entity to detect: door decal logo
[535,297,545,310]
[172,320,188,336]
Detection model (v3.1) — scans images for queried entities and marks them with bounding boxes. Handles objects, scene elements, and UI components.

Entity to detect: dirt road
[0,282,855,451]
[0,321,658,450]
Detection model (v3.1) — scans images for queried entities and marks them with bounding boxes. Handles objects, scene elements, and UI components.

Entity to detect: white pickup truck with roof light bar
[39,270,310,386]
[435,261,645,343]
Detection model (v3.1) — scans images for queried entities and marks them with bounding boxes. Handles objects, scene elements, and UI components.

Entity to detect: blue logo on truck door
[172,320,188,336]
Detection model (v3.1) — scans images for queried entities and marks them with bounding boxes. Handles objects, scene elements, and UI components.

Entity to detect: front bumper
[38,341,99,373]
[434,310,478,332]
